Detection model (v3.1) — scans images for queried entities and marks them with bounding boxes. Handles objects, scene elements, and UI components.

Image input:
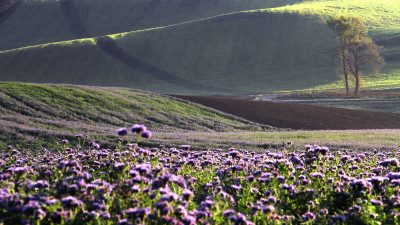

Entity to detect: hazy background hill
[0,0,399,95]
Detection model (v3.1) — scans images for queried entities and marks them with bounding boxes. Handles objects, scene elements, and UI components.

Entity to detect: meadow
[1,82,400,224]
[1,0,400,223]
[2,126,400,224]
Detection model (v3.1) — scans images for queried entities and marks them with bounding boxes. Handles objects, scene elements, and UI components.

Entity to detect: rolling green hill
[0,0,300,51]
[0,0,399,95]
[0,82,263,149]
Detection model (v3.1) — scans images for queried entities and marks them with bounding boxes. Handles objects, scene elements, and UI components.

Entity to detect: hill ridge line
[0,8,280,53]
[57,0,248,94]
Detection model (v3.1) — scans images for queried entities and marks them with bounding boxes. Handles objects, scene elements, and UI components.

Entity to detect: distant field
[154,129,400,152]
[270,97,400,114]
[172,95,400,129]
[256,90,400,113]
[0,0,399,95]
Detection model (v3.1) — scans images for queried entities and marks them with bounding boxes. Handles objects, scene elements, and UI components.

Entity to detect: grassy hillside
[0,11,339,95]
[1,82,399,152]
[0,0,399,95]
[0,82,263,149]
[0,0,300,51]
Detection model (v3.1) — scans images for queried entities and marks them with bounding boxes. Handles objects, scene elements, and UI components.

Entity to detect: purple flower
[182,189,194,201]
[222,209,236,217]
[9,167,27,175]
[33,180,49,189]
[380,158,399,167]
[113,162,125,171]
[131,124,147,134]
[61,196,83,208]
[89,142,100,149]
[371,199,383,206]
[182,215,196,225]
[310,172,325,179]
[289,156,303,165]
[180,145,191,150]
[117,128,128,137]
[124,207,150,220]
[387,172,400,180]
[22,200,41,215]
[136,163,151,175]
[174,205,188,217]
[302,212,316,221]
[319,208,329,215]
[262,205,275,214]
[200,200,215,208]
[231,184,242,192]
[140,130,152,139]
[266,196,278,204]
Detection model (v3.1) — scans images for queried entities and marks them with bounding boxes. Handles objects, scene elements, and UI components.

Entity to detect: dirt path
[172,95,400,130]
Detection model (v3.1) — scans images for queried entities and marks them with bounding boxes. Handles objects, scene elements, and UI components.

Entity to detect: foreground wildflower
[1,140,400,225]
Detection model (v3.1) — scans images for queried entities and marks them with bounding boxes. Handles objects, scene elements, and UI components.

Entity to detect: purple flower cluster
[1,140,400,224]
[118,125,152,139]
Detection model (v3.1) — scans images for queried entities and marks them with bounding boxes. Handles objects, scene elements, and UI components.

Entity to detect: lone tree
[326,16,384,97]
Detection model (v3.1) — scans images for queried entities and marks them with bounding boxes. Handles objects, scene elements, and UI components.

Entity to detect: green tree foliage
[326,16,384,97]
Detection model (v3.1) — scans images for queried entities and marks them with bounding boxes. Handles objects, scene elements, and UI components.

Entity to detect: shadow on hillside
[0,0,22,24]
[58,0,239,93]
[94,36,238,92]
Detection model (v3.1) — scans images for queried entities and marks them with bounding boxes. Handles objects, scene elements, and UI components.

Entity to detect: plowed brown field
[172,95,400,130]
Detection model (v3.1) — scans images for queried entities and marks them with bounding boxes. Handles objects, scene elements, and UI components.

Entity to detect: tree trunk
[342,57,350,97]
[344,74,350,97]
[354,74,360,97]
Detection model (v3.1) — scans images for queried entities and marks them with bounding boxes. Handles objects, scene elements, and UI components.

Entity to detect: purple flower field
[2,128,400,224]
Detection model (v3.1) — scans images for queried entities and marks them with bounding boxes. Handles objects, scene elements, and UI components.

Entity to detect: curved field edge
[0,82,265,150]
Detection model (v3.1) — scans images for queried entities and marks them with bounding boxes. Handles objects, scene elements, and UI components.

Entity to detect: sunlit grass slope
[0,0,299,50]
[0,82,263,149]
[0,0,399,95]
[265,0,400,92]
[268,0,400,37]
[0,11,339,94]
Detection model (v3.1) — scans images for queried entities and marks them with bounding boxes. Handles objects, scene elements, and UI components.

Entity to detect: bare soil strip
[172,95,400,130]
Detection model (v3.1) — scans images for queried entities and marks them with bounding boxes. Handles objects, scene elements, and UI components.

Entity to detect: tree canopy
[326,16,384,97]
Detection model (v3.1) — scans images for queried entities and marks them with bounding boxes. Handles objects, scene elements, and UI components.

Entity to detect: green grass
[0,0,298,51]
[2,82,399,152]
[268,0,400,37]
[154,129,400,152]
[0,11,339,95]
[0,0,399,95]
[0,82,264,149]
